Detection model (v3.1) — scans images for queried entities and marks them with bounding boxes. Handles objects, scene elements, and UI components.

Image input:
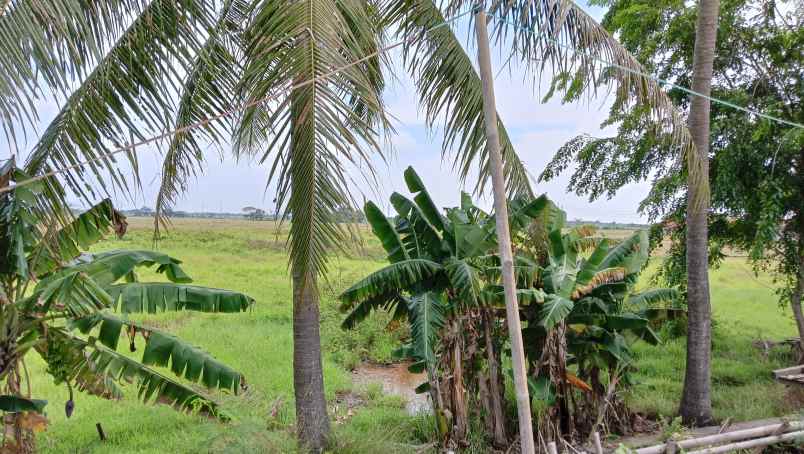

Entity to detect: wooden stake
[473,4,535,453]
[547,441,558,454]
[96,422,106,441]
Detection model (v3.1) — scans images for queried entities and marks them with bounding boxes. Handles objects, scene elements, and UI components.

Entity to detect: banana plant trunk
[483,310,507,446]
[450,320,468,442]
[680,0,719,426]
[292,271,330,451]
[474,6,535,452]
[3,366,34,454]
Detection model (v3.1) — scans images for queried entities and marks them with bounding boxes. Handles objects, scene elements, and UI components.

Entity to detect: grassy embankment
[32,218,798,452]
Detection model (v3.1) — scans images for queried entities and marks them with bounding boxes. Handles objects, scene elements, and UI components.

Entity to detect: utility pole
[474,4,535,452]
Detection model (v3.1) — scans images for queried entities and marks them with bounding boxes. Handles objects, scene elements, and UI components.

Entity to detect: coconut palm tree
[1,0,697,449]
[680,0,720,426]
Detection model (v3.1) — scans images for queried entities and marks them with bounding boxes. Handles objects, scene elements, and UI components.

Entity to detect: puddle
[352,362,431,415]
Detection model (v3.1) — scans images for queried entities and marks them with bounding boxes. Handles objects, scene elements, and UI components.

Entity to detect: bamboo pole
[686,430,804,454]
[636,421,804,454]
[473,4,535,453]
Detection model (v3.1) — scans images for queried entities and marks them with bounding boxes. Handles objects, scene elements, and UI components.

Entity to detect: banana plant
[508,209,680,439]
[340,166,511,445]
[341,167,681,445]
[0,163,254,438]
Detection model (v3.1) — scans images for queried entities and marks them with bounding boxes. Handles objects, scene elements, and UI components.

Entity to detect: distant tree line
[119,205,367,223]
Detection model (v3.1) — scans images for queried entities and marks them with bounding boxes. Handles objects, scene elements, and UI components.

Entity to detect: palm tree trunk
[292,270,330,452]
[680,0,720,426]
[792,186,804,358]
[474,7,535,453]
[791,278,804,359]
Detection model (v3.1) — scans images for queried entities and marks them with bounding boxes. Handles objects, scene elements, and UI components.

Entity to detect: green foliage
[0,395,47,413]
[105,282,254,314]
[27,216,795,453]
[342,167,679,441]
[0,169,255,421]
[541,0,804,309]
[407,292,446,367]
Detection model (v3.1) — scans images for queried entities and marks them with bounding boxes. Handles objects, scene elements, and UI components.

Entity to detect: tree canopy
[540,0,803,295]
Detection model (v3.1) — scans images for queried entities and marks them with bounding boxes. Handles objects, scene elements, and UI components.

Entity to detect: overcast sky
[4,2,654,223]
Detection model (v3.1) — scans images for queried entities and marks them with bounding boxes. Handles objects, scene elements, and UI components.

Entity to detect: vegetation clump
[0,164,254,452]
[339,167,681,449]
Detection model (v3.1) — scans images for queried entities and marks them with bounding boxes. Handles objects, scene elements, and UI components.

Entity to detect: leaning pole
[473,4,536,453]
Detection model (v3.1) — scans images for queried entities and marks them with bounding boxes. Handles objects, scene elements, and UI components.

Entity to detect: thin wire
[491,14,804,130]
[0,8,475,195]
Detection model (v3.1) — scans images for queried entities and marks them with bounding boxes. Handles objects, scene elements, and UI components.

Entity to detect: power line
[491,14,804,130]
[0,8,475,195]
[3,6,802,195]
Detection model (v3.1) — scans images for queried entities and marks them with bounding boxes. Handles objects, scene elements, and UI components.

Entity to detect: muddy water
[351,362,431,415]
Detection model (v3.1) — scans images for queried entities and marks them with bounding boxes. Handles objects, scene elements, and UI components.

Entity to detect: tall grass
[31,218,799,452]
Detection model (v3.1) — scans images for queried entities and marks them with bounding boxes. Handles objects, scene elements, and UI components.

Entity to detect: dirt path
[351,362,431,415]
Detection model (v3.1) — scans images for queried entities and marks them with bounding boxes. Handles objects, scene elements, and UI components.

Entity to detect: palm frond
[599,230,648,276]
[154,0,250,235]
[627,288,681,309]
[539,294,573,330]
[0,0,154,134]
[484,0,705,204]
[53,250,192,287]
[386,0,533,197]
[408,292,446,366]
[73,312,244,393]
[364,201,408,263]
[238,0,389,278]
[104,282,254,314]
[339,258,444,306]
[445,258,482,307]
[0,167,44,280]
[22,0,217,205]
[88,342,226,418]
[32,199,126,276]
[340,291,408,329]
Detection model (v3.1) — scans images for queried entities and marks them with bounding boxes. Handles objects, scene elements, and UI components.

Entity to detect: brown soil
[351,362,430,415]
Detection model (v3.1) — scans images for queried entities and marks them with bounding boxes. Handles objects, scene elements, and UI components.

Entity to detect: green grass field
[31,218,799,452]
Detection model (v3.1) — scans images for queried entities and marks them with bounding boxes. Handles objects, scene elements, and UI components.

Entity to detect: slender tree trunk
[792,157,804,358]
[680,0,720,426]
[474,6,535,452]
[791,277,804,359]
[292,271,330,452]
